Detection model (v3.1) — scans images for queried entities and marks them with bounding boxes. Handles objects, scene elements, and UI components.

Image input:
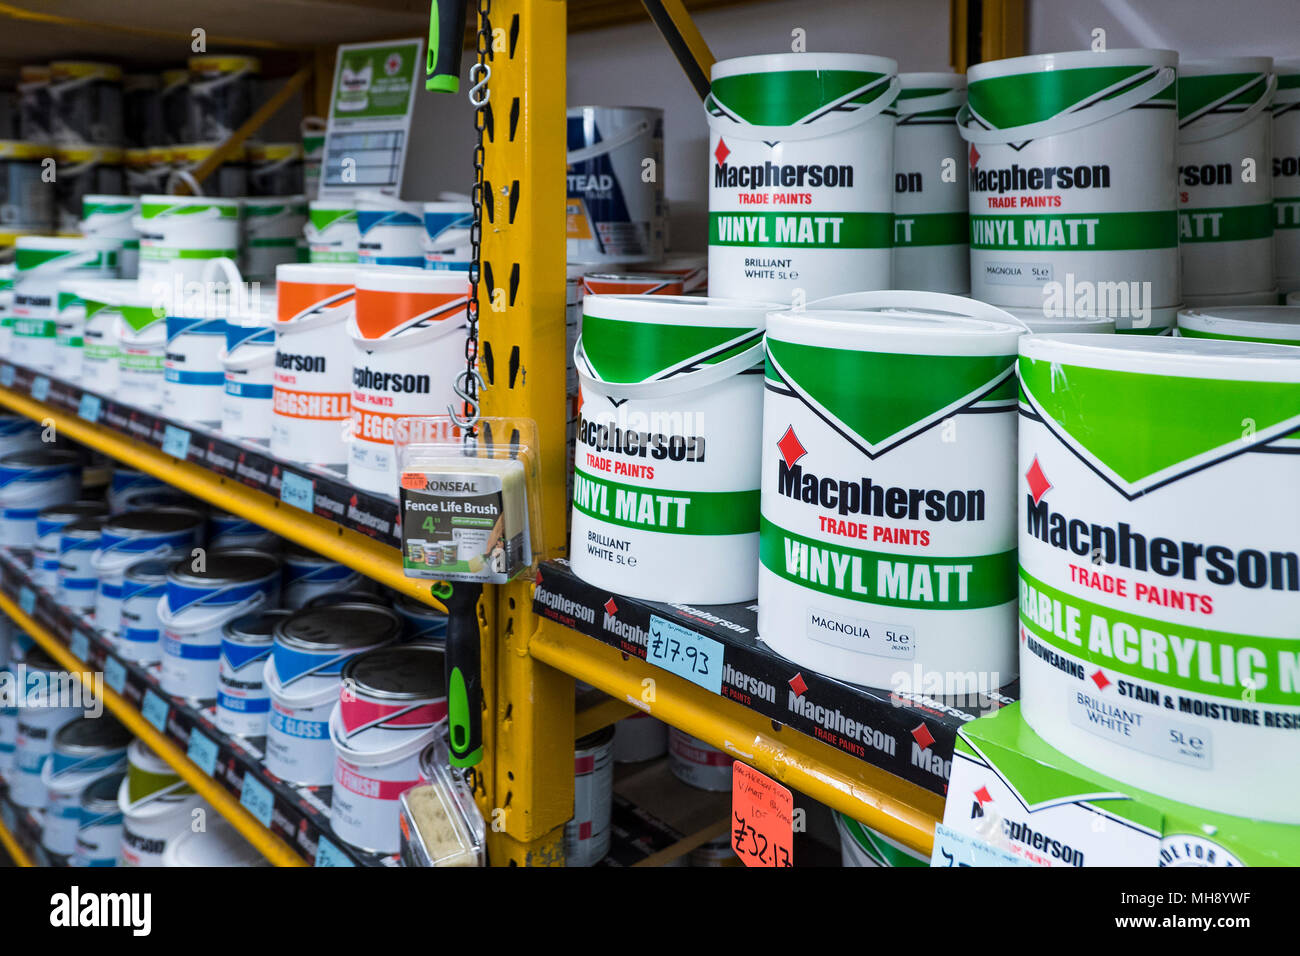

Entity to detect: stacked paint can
[188,56,259,142]
[117,739,203,866]
[58,516,107,612]
[264,603,401,785]
[305,198,359,264]
[567,106,664,264]
[1017,334,1300,824]
[0,141,56,233]
[422,201,472,270]
[0,448,82,549]
[836,814,928,867]
[241,194,307,282]
[217,609,290,737]
[12,236,119,371]
[329,643,447,853]
[706,53,899,302]
[209,508,279,549]
[40,717,132,857]
[758,292,1024,692]
[117,558,171,663]
[53,147,125,234]
[282,542,364,608]
[80,195,141,279]
[106,466,168,512]
[565,725,615,866]
[961,49,1181,332]
[166,143,248,197]
[391,593,449,644]
[1177,304,1300,344]
[34,501,107,591]
[356,192,426,268]
[221,299,278,440]
[349,268,468,494]
[10,647,84,809]
[612,713,668,763]
[135,194,241,292]
[1274,60,1300,295]
[570,295,773,602]
[667,728,733,791]
[74,771,126,867]
[247,142,305,196]
[1178,58,1277,306]
[49,61,123,146]
[91,507,205,639]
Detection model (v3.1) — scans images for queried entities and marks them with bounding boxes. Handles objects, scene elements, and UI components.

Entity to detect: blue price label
[31,375,50,401]
[930,824,1033,868]
[280,471,314,513]
[315,836,355,867]
[68,630,90,662]
[0,365,14,387]
[18,586,35,616]
[104,656,127,694]
[161,424,191,459]
[187,730,218,777]
[646,615,724,694]
[240,772,274,827]
[142,689,169,732]
[77,392,102,423]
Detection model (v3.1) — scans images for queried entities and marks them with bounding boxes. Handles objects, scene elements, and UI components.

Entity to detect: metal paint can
[34,501,108,591]
[667,728,733,791]
[58,516,108,613]
[40,716,131,855]
[92,507,205,637]
[282,542,364,608]
[11,647,84,809]
[217,608,290,738]
[0,448,82,549]
[73,771,126,867]
[564,725,615,866]
[117,558,171,663]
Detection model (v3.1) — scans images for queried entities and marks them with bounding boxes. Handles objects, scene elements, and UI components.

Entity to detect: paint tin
[653,253,708,293]
[349,268,468,493]
[1177,305,1300,344]
[135,194,242,291]
[356,192,426,268]
[247,143,304,197]
[836,813,928,867]
[158,548,282,702]
[421,200,472,270]
[391,593,447,645]
[54,281,93,378]
[53,146,125,234]
[571,295,774,602]
[159,70,190,144]
[74,280,133,397]
[563,725,615,866]
[0,448,83,550]
[265,603,402,785]
[217,609,290,738]
[11,648,84,809]
[271,262,356,467]
[107,467,168,512]
[242,194,306,282]
[117,739,201,867]
[124,146,170,196]
[34,501,107,591]
[92,507,205,637]
[282,543,364,608]
[18,65,53,142]
[0,141,55,230]
[188,55,260,142]
[208,508,279,549]
[49,61,123,146]
[73,771,125,867]
[115,288,169,410]
[612,713,668,763]
[117,558,171,663]
[329,709,434,855]
[691,834,741,867]
[567,106,664,264]
[580,273,684,296]
[221,309,277,440]
[667,728,733,791]
[13,236,119,372]
[123,73,162,149]
[162,816,266,866]
[306,198,359,263]
[0,415,41,458]
[40,716,131,855]
[80,194,140,279]
[58,516,106,612]
[162,285,231,424]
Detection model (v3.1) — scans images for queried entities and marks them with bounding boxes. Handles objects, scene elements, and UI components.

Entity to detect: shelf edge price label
[30,375,50,401]
[280,470,314,513]
[17,585,35,616]
[103,656,127,694]
[930,824,1033,868]
[240,772,274,827]
[731,762,794,868]
[161,424,191,459]
[77,392,102,423]
[646,615,724,694]
[187,729,219,777]
[142,689,170,733]
[315,836,355,867]
[0,365,13,387]
[68,629,90,662]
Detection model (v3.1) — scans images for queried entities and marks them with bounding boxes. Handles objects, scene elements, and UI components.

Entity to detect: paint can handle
[1178,72,1278,145]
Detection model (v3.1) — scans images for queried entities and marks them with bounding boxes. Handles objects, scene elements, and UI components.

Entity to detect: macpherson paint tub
[71,280,139,396]
[282,544,363,608]
[74,771,126,867]
[306,199,359,264]
[12,236,120,371]
[571,295,776,603]
[580,273,684,296]
[217,609,289,738]
[271,263,356,467]
[563,725,614,867]
[707,54,898,301]
[265,603,402,785]
[40,717,131,855]
[135,194,241,291]
[116,558,171,663]
[329,706,434,854]
[34,501,107,591]
[335,644,447,752]
[836,813,928,867]
[349,268,467,494]
[158,548,281,701]
[667,728,733,791]
[11,649,83,809]
[162,257,241,423]
[759,292,1024,692]
[80,194,140,279]
[115,291,167,410]
[54,282,89,378]
[356,192,425,268]
[1178,59,1277,298]
[1177,305,1300,344]
[116,740,201,867]
[1017,334,1300,823]
[961,49,1180,325]
[422,201,472,270]
[221,312,277,440]
[162,816,266,866]
[241,195,306,281]
[92,507,205,637]
[654,254,707,293]
[894,73,969,293]
[0,448,82,549]
[58,517,106,612]
[567,106,665,264]
[1004,307,1117,334]
[1274,61,1300,293]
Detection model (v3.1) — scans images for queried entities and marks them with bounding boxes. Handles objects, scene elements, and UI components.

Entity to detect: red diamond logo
[349,494,358,507]
[911,723,935,750]
[714,138,730,165]
[603,597,618,616]
[969,143,980,168]
[1020,626,1027,643]
[974,785,993,805]
[1091,669,1111,691]
[1025,455,1052,505]
[776,425,807,469]
[535,570,543,586]
[788,673,808,698]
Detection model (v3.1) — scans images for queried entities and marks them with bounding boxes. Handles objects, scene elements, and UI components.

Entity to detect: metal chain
[452,0,492,444]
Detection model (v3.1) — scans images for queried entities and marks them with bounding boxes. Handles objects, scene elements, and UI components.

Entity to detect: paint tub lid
[967,47,1177,83]
[37,500,108,524]
[223,608,291,645]
[768,307,1024,355]
[1178,306,1300,342]
[576,724,616,752]
[583,293,781,330]
[124,557,173,584]
[1002,307,1116,333]
[1180,56,1274,76]
[341,643,446,702]
[710,52,896,81]
[167,548,281,586]
[81,771,126,813]
[275,603,404,654]
[275,261,355,285]
[1020,333,1300,381]
[355,266,468,294]
[303,589,391,610]
[0,448,81,469]
[54,715,132,756]
[61,515,108,538]
[103,507,205,537]
[162,817,267,866]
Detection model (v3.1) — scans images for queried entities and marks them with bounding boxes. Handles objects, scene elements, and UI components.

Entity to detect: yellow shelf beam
[0,589,307,867]
[0,385,445,614]
[574,696,639,739]
[530,619,945,856]
[0,809,34,867]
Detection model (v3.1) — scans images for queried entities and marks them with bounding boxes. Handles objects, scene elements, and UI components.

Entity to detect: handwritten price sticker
[646,615,723,694]
[280,471,314,513]
[731,762,794,868]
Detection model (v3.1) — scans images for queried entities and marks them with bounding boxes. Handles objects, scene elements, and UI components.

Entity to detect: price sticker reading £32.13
[731,762,794,868]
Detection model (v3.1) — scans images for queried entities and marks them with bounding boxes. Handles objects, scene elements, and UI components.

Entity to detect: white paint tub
[1274,60,1300,294]
[422,201,472,270]
[836,813,928,867]
[72,771,126,867]
[282,543,364,608]
[571,295,775,603]
[667,728,733,791]
[116,558,171,663]
[263,663,337,787]
[348,268,467,494]
[40,716,131,855]
[305,198,358,264]
[135,194,241,293]
[11,648,84,809]
[57,516,106,613]
[241,195,306,282]
[1185,288,1281,308]
[13,235,120,371]
[162,258,242,423]
[1177,305,1300,344]
[116,288,168,410]
[0,448,82,550]
[80,194,139,279]
[217,609,289,738]
[356,192,425,268]
[54,281,89,378]
[220,309,277,440]
[162,816,266,866]
[116,739,202,867]
[271,262,356,467]
[75,279,140,396]
[1004,307,1116,334]
[707,54,898,301]
[567,106,664,264]
[92,507,205,637]
[33,501,107,592]
[158,548,282,701]
[561,725,614,866]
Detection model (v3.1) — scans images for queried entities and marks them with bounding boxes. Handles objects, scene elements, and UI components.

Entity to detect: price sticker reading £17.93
[731,762,794,867]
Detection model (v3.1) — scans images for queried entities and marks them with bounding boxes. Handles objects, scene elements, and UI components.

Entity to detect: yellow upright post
[476,0,574,866]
